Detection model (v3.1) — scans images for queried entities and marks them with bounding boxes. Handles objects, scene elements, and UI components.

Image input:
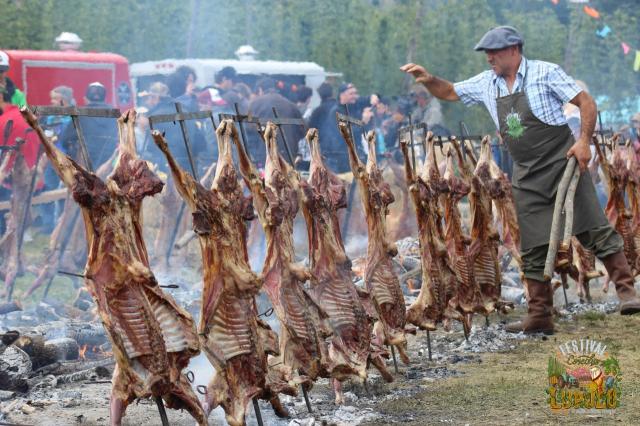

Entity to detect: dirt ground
[5,234,640,425]
[4,298,639,426]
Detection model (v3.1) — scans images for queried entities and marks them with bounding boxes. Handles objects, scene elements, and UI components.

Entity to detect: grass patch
[576,310,606,322]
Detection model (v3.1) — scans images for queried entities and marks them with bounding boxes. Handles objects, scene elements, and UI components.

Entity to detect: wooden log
[49,357,114,376]
[0,188,67,211]
[399,267,422,283]
[44,337,79,361]
[543,157,577,281]
[14,335,58,371]
[561,167,581,245]
[0,346,32,392]
[0,301,22,315]
[56,365,111,384]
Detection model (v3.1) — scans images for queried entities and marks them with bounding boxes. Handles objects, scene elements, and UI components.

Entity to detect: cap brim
[474,42,520,52]
[0,66,9,72]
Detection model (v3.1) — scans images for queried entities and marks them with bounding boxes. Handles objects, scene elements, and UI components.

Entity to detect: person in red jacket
[0,86,40,234]
[0,86,40,187]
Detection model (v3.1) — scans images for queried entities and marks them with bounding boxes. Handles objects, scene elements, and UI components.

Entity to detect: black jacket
[144,97,206,174]
[59,101,118,170]
[248,91,304,167]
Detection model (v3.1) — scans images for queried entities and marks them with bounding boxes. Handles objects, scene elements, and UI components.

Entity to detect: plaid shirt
[454,57,582,130]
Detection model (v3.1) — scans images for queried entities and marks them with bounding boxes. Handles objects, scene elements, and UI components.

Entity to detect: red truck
[4,50,133,109]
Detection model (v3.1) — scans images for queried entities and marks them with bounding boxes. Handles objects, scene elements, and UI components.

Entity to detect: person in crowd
[221,88,246,114]
[214,66,237,97]
[167,65,199,112]
[410,83,444,130]
[224,82,253,113]
[39,85,76,231]
[0,51,26,107]
[322,82,367,173]
[299,82,336,170]
[139,81,170,111]
[196,87,227,164]
[139,81,206,173]
[363,95,392,156]
[248,77,304,167]
[44,86,75,141]
[0,85,40,233]
[296,85,313,120]
[384,97,414,159]
[59,82,118,168]
[402,25,640,334]
[308,82,336,131]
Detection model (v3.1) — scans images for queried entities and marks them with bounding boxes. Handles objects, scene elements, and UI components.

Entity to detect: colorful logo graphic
[504,109,526,139]
[547,338,621,413]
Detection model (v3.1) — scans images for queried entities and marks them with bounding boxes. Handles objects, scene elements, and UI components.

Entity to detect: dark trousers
[521,224,623,281]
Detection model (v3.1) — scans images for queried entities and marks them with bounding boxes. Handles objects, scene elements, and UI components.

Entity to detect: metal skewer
[252,398,264,426]
[154,396,170,426]
[390,345,399,373]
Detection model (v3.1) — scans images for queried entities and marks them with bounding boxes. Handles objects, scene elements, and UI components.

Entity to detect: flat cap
[474,26,524,51]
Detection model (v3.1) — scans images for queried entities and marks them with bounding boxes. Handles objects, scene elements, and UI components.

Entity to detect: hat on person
[85,81,106,102]
[474,26,524,51]
[338,82,355,94]
[139,82,169,98]
[0,51,10,72]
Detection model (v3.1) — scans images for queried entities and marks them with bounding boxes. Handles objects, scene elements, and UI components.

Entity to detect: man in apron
[401,26,640,335]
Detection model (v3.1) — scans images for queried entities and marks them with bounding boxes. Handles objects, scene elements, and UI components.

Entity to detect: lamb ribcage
[208,291,255,360]
[317,275,357,330]
[282,287,312,341]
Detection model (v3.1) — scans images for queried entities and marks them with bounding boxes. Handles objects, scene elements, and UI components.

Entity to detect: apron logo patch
[505,110,527,139]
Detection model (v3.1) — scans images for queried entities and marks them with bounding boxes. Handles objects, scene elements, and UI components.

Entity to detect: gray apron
[496,62,607,251]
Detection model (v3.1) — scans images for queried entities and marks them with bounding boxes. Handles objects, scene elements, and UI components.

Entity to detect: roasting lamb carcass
[23,152,116,298]
[482,143,522,269]
[154,119,294,425]
[572,237,602,303]
[596,137,638,277]
[442,144,486,323]
[233,121,332,384]
[399,134,466,332]
[470,137,511,314]
[300,129,392,404]
[625,139,640,272]
[339,123,410,364]
[23,108,206,426]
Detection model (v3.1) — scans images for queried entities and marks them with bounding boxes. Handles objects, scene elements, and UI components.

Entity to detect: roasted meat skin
[399,134,465,332]
[153,120,267,426]
[24,108,205,426]
[234,122,332,383]
[470,138,508,314]
[442,143,485,318]
[300,129,392,403]
[598,139,638,276]
[339,123,409,364]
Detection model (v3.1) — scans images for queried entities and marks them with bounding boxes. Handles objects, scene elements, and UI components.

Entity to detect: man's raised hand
[400,63,433,85]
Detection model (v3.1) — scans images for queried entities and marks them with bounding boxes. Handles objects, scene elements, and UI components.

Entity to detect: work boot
[505,278,554,335]
[601,251,640,315]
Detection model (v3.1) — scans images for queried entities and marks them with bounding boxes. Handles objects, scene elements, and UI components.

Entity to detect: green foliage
[1,0,638,132]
